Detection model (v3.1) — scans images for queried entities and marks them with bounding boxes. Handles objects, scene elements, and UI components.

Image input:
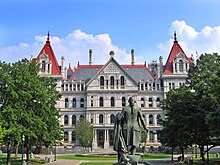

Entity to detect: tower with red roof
[160,32,192,93]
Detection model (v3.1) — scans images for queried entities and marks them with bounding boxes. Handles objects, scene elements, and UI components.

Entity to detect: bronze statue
[113,97,148,164]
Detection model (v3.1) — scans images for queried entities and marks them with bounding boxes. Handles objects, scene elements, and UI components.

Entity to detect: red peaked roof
[35,32,61,75]
[163,33,192,74]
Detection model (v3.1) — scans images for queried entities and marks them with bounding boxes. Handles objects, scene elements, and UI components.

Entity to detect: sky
[1,0,220,67]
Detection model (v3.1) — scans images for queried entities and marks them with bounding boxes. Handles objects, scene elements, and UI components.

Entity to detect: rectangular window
[172,83,175,89]
[141,84,144,90]
[91,100,93,107]
[73,84,76,91]
[169,83,172,90]
[65,84,68,91]
[81,84,84,91]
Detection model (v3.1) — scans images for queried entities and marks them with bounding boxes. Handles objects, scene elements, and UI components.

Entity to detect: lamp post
[21,135,25,165]
[195,145,197,158]
[54,142,56,161]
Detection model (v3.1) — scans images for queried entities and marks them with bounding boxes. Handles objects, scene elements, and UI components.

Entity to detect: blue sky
[1,0,220,66]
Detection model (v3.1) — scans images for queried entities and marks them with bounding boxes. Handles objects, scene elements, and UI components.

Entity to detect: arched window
[72,132,76,142]
[64,115,68,125]
[148,98,153,107]
[72,115,76,125]
[99,114,103,124]
[149,114,153,125]
[179,60,183,72]
[42,61,46,72]
[120,76,125,86]
[80,98,84,108]
[110,76,114,88]
[149,131,154,142]
[64,131,68,142]
[157,114,162,125]
[100,76,104,87]
[185,63,188,70]
[65,98,69,108]
[156,97,160,107]
[122,97,126,107]
[99,97,104,107]
[80,115,84,119]
[141,97,145,107]
[111,97,115,107]
[72,98,76,108]
[110,114,115,124]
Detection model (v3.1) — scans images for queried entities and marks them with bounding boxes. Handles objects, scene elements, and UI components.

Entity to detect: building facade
[34,32,192,149]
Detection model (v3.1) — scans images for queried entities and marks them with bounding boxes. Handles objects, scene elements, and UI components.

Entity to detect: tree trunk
[26,141,29,162]
[38,141,43,154]
[171,146,174,161]
[199,145,205,161]
[181,146,184,161]
[6,142,11,165]
[15,144,18,158]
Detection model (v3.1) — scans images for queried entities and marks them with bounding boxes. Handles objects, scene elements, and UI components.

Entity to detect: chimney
[159,56,163,76]
[131,49,135,65]
[61,56,65,75]
[89,49,92,65]
[109,51,115,58]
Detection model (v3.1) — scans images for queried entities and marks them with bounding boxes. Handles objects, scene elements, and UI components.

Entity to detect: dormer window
[42,61,46,72]
[179,60,183,72]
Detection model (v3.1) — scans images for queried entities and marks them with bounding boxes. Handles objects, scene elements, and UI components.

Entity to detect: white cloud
[158,20,220,61]
[0,30,135,67]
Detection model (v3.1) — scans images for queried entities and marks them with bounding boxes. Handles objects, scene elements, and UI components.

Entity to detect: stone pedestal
[113,154,145,165]
[128,155,142,165]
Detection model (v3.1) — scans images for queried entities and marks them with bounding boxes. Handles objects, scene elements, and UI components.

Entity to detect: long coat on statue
[121,105,147,147]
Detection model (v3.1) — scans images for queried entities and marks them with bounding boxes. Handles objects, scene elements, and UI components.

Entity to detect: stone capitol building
[33,32,192,150]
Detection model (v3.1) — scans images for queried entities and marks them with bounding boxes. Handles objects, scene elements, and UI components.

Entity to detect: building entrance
[97,130,105,148]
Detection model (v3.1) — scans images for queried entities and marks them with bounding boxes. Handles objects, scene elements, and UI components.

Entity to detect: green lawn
[0,153,46,165]
[57,153,171,160]
[57,154,117,160]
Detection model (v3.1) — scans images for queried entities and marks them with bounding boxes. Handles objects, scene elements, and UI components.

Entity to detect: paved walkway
[47,159,183,165]
[48,159,82,165]
[48,159,117,165]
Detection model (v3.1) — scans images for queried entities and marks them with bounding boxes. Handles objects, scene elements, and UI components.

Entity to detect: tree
[188,53,220,160]
[74,118,93,149]
[159,87,197,161]
[0,59,62,164]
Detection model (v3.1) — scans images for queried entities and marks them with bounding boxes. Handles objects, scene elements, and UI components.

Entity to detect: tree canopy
[160,53,220,162]
[74,118,93,148]
[0,59,62,164]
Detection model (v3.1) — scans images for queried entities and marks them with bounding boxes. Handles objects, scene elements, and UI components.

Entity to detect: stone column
[61,115,64,125]
[69,115,72,126]
[93,129,97,148]
[68,130,72,143]
[146,114,149,127]
[155,133,158,142]
[104,129,109,149]
[154,114,157,126]
[147,131,150,142]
